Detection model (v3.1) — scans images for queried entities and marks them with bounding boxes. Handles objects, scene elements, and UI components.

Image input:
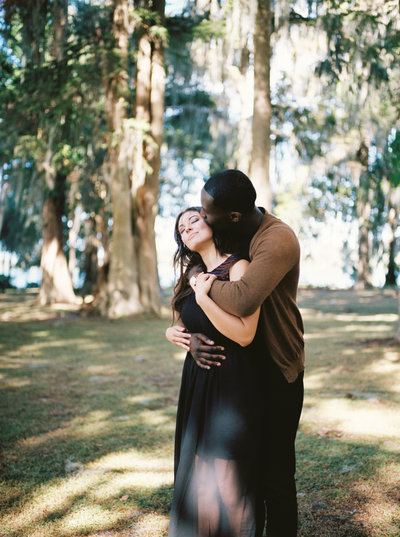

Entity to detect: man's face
[200,188,231,231]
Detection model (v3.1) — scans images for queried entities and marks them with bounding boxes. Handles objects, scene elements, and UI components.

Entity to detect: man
[189,169,305,537]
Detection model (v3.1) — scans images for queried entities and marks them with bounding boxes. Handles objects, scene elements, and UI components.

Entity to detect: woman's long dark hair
[171,207,235,319]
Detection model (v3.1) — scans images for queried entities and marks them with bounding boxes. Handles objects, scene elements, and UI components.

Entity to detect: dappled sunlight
[334,313,398,323]
[127,394,159,405]
[91,469,172,500]
[139,409,173,427]
[18,425,70,448]
[384,349,400,362]
[303,372,325,389]
[86,363,124,375]
[1,448,173,536]
[70,410,113,437]
[367,358,400,381]
[353,463,400,535]
[133,513,170,536]
[3,377,32,388]
[57,504,121,536]
[342,323,393,333]
[2,288,399,537]
[89,450,172,473]
[2,473,100,531]
[342,348,356,355]
[302,397,400,439]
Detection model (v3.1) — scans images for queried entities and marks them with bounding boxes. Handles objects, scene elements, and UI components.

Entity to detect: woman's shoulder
[210,254,240,280]
[228,258,249,281]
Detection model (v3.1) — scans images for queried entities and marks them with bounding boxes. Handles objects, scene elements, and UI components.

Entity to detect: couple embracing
[165,169,305,537]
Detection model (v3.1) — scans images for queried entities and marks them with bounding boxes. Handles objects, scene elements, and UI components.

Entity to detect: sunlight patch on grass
[133,513,169,536]
[90,451,172,472]
[342,323,393,333]
[342,348,356,355]
[353,463,400,537]
[127,394,159,404]
[303,372,325,389]
[139,410,171,427]
[3,377,32,388]
[2,473,100,532]
[58,504,120,535]
[86,364,122,374]
[305,398,400,438]
[384,349,400,362]
[18,425,69,448]
[334,314,398,322]
[91,471,172,501]
[172,350,186,362]
[367,358,400,379]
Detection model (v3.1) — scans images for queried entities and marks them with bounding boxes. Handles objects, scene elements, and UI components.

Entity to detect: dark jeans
[263,358,304,537]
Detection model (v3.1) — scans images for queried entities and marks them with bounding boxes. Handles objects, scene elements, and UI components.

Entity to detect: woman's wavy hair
[171,207,234,319]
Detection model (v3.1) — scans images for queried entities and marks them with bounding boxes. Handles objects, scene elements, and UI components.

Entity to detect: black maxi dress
[168,256,266,537]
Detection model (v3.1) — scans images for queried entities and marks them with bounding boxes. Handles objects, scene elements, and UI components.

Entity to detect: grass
[0,287,399,537]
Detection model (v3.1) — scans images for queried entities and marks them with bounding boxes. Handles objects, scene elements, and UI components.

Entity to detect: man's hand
[189,333,225,370]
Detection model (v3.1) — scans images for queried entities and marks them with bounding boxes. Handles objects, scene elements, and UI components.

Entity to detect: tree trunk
[132,0,165,315]
[101,0,142,317]
[395,287,400,343]
[68,205,83,277]
[38,174,77,305]
[355,142,373,289]
[38,0,76,304]
[250,0,272,210]
[95,208,110,294]
[385,206,398,286]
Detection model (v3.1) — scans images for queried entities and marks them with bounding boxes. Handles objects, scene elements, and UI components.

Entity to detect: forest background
[1,0,400,316]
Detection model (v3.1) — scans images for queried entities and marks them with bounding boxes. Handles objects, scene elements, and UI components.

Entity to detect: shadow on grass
[2,429,399,536]
[296,432,400,537]
[1,289,400,536]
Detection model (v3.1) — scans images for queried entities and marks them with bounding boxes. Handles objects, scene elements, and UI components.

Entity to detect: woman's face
[178,210,213,252]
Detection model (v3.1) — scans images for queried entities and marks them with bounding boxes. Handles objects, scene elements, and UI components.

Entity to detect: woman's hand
[190,272,217,301]
[165,326,191,351]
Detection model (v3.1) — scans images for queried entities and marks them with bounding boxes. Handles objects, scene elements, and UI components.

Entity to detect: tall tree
[314,0,400,287]
[0,0,77,304]
[250,0,272,208]
[99,0,166,317]
[38,0,77,304]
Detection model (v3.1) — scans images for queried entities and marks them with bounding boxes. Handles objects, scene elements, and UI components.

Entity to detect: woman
[166,207,265,537]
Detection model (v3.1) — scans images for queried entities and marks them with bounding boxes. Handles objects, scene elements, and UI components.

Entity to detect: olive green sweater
[209,212,304,383]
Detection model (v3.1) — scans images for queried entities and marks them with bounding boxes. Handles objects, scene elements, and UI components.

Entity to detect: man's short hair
[203,169,256,213]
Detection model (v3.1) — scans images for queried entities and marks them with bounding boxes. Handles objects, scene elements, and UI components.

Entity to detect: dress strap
[209,254,240,281]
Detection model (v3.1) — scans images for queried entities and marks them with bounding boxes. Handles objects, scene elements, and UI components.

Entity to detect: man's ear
[229,211,242,223]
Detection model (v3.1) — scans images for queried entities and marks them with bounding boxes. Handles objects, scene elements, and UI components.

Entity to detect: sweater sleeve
[209,223,300,317]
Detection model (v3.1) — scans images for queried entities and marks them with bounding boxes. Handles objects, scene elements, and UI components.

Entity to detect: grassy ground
[0,288,399,537]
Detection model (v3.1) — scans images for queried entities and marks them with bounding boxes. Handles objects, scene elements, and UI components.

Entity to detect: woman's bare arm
[193,260,260,347]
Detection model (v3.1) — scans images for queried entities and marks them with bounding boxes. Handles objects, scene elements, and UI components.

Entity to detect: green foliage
[0,186,42,268]
[192,19,225,40]
[388,130,400,187]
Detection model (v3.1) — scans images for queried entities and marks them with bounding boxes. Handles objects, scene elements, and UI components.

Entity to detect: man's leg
[263,359,304,537]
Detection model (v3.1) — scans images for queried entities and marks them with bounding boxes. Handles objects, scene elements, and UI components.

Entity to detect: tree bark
[355,141,373,289]
[38,0,76,304]
[101,0,142,317]
[38,174,77,304]
[250,0,272,210]
[132,0,165,315]
[68,205,83,277]
[385,206,398,286]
